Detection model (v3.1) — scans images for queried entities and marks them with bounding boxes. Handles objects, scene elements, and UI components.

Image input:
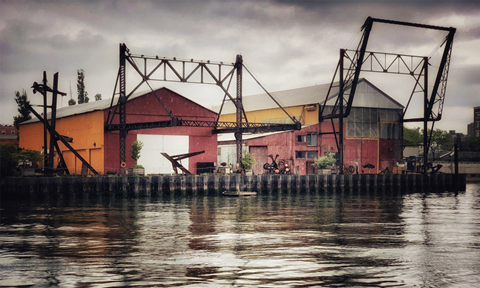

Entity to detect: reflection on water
[1,185,479,287]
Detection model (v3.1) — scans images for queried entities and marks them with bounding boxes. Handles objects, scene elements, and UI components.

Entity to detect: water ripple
[1,185,479,287]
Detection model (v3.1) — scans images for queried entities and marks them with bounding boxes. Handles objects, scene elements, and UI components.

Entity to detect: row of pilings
[1,173,466,200]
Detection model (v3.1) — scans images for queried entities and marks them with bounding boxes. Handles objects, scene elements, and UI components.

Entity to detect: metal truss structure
[106,44,301,169]
[319,17,455,171]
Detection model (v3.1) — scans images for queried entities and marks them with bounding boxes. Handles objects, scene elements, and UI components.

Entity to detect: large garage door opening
[137,134,189,175]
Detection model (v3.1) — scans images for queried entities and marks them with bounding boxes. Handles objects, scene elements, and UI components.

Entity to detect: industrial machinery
[28,72,98,175]
[105,44,301,170]
[319,17,455,173]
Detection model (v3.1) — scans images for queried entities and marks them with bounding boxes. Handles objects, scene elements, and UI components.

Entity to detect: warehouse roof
[216,78,403,114]
[22,87,216,124]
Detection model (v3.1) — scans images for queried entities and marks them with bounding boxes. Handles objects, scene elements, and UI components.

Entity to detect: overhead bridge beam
[105,119,301,134]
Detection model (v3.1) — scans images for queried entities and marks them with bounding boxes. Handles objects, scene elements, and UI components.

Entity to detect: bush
[312,153,337,169]
[14,149,43,167]
[130,140,144,164]
[0,144,19,178]
[241,152,257,170]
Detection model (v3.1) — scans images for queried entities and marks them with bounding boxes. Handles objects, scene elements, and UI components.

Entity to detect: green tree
[77,69,89,104]
[425,128,454,160]
[13,90,31,128]
[465,136,480,151]
[403,127,422,146]
[14,149,43,168]
[94,93,102,101]
[130,140,144,166]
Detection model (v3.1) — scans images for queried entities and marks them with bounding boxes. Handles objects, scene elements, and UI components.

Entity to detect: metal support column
[454,134,459,192]
[42,71,48,169]
[338,50,345,167]
[119,43,128,166]
[48,72,59,172]
[423,57,429,173]
[235,54,243,167]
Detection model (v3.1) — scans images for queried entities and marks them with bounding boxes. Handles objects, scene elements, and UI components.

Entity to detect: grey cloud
[453,65,480,87]
[0,0,478,131]
[464,25,480,40]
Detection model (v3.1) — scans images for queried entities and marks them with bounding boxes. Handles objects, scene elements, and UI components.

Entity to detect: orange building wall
[19,111,105,174]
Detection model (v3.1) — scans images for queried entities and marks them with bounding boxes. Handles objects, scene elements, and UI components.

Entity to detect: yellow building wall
[219,104,319,125]
[19,111,105,175]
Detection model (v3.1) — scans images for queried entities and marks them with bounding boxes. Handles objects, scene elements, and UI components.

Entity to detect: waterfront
[1,184,479,287]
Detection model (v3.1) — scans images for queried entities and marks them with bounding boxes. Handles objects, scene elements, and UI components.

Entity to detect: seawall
[1,173,466,200]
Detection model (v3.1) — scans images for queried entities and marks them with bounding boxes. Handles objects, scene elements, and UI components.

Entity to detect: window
[307,132,317,146]
[11,130,15,135]
[295,151,306,159]
[296,135,306,142]
[1,130,5,135]
[296,151,317,159]
[306,151,317,159]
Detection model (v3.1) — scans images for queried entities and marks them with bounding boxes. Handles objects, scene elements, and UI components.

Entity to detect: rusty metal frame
[106,43,301,170]
[319,17,455,170]
[161,150,205,174]
[27,101,98,175]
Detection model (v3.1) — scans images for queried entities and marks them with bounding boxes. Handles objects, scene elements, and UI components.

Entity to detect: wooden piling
[0,173,469,200]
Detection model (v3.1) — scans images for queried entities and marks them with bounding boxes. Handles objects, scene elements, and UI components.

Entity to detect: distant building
[449,130,464,141]
[474,106,480,137]
[217,78,404,175]
[467,122,474,136]
[0,125,19,148]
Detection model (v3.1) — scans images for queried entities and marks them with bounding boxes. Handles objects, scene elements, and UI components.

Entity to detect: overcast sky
[1,0,479,133]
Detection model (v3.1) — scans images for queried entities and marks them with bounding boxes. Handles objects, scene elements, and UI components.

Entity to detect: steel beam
[423,57,429,172]
[28,104,98,175]
[235,54,243,167]
[338,49,344,166]
[108,44,301,172]
[48,73,59,173]
[42,71,48,169]
[105,119,299,134]
[320,17,455,175]
[119,43,127,165]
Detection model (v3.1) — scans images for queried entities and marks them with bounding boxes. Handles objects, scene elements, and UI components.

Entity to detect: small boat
[222,191,257,197]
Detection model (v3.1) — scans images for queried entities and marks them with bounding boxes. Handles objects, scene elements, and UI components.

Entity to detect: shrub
[0,144,19,178]
[241,152,257,170]
[312,153,337,169]
[130,140,144,164]
[14,149,43,167]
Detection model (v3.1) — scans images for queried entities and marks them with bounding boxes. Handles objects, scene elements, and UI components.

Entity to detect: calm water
[1,185,479,287]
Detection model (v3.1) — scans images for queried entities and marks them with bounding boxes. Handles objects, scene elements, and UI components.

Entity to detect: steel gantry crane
[105,43,301,170]
[319,16,455,173]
